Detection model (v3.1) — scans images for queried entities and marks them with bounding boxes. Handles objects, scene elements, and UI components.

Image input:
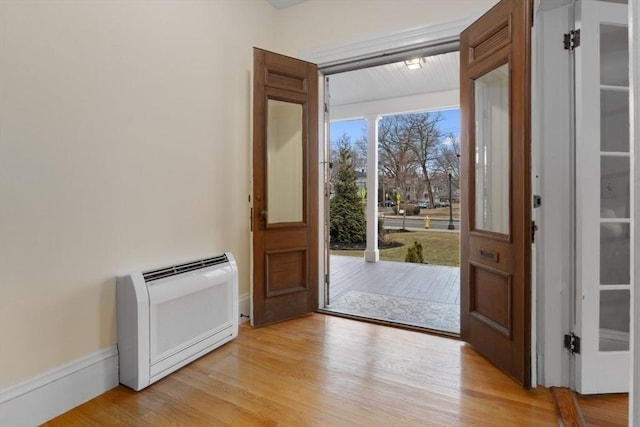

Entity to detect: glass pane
[600,223,630,284]
[599,290,630,351]
[600,24,628,86]
[600,156,630,218]
[474,63,509,234]
[600,89,629,152]
[267,100,303,224]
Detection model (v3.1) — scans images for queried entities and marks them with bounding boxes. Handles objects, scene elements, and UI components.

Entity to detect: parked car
[380,199,396,207]
[417,200,430,209]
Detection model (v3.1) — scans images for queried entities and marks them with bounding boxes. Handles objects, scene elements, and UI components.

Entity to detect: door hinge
[325,273,329,285]
[250,207,253,232]
[564,332,581,354]
[324,102,329,113]
[563,29,581,50]
[533,194,542,208]
[531,221,538,243]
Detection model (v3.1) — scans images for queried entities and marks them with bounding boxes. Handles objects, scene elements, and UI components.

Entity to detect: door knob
[260,210,268,229]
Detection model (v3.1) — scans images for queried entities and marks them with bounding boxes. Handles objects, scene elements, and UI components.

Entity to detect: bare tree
[354,136,368,167]
[434,135,461,201]
[378,115,416,198]
[436,134,461,177]
[405,112,445,206]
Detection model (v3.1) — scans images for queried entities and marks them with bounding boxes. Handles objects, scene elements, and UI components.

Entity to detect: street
[382,216,459,231]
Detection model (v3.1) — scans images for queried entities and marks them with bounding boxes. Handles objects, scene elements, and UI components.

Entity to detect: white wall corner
[239,293,250,324]
[0,346,119,426]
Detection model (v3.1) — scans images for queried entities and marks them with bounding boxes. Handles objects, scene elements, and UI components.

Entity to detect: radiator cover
[116,253,238,391]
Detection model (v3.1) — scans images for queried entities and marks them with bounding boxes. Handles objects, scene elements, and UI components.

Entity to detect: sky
[329,108,460,145]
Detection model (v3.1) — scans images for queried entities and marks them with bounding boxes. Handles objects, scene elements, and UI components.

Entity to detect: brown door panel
[469,262,513,337]
[265,248,310,296]
[468,233,514,272]
[460,0,531,387]
[252,48,319,327]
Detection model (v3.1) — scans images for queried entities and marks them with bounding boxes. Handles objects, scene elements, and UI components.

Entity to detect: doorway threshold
[317,308,460,339]
[326,255,460,335]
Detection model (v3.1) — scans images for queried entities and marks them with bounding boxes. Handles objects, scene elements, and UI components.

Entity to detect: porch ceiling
[329,50,459,108]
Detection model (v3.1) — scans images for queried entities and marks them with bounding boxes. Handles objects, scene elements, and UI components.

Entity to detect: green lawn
[331,230,460,266]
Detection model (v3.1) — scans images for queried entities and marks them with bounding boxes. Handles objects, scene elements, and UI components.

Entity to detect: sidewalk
[381,213,459,221]
[378,205,460,220]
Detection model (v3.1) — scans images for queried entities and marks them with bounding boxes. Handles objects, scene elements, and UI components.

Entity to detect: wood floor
[45,314,558,426]
[576,393,629,426]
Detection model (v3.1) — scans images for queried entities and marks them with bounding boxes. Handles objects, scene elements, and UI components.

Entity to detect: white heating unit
[117,253,238,391]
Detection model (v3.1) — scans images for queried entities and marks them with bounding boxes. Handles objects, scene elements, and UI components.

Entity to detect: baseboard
[0,345,119,426]
[239,293,250,324]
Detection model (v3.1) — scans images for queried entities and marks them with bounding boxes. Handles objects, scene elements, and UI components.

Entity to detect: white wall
[274,0,498,58]
[0,0,275,387]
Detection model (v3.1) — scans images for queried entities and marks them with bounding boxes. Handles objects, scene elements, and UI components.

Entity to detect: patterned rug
[326,290,460,334]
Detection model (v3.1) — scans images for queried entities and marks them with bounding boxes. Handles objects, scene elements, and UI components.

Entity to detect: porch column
[364,114,380,263]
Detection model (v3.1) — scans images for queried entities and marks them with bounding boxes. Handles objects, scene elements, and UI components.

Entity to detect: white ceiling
[265,0,309,10]
[328,51,460,108]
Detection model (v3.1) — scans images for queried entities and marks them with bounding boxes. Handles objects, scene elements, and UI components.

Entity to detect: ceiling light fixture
[404,58,424,70]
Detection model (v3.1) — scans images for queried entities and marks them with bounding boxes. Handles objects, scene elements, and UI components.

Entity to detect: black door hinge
[564,29,581,50]
[531,221,538,243]
[533,194,542,208]
[564,332,581,354]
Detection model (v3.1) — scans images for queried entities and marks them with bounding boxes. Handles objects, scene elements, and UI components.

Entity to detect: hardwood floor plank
[575,393,629,427]
[47,314,562,426]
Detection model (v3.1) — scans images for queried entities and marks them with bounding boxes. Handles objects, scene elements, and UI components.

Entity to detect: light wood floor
[329,255,460,304]
[45,314,558,426]
[577,393,629,426]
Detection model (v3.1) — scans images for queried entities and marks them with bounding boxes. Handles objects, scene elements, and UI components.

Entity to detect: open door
[459,0,532,387]
[574,0,630,394]
[252,48,319,326]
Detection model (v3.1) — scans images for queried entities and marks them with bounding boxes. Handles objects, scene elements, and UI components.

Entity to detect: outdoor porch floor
[325,255,461,334]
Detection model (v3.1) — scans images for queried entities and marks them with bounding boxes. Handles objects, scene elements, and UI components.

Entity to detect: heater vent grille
[143,254,229,282]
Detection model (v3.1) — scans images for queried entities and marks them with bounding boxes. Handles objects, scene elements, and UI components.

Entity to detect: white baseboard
[0,345,119,426]
[239,293,250,324]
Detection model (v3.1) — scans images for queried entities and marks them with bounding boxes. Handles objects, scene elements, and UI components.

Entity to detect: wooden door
[459,0,532,387]
[252,48,319,326]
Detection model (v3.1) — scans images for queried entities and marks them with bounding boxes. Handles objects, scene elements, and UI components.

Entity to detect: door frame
[533,1,574,390]
[631,1,639,423]
[303,14,483,309]
[300,6,543,390]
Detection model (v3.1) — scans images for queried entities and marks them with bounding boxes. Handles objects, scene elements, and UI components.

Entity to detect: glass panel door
[474,64,510,235]
[267,99,304,224]
[575,0,631,394]
[598,22,630,353]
